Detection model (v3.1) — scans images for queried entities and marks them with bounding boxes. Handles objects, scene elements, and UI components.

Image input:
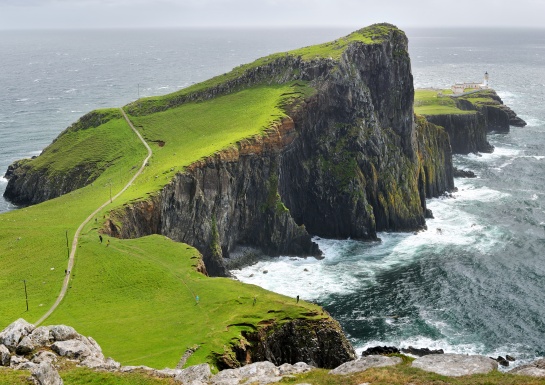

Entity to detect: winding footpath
[35,108,152,326]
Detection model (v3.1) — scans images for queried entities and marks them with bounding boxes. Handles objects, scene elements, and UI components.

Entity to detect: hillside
[1,23,455,370]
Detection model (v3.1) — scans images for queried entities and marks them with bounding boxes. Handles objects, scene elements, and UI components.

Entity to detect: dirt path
[35,108,152,326]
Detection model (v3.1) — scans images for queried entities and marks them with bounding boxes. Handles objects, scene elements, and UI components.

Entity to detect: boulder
[30,360,64,385]
[31,351,58,365]
[0,344,10,366]
[81,355,120,370]
[0,318,34,352]
[174,363,212,384]
[277,362,313,375]
[412,354,497,376]
[509,358,545,377]
[15,335,35,355]
[329,355,402,375]
[211,361,282,385]
[512,367,545,377]
[9,355,34,370]
[50,325,78,342]
[51,339,94,360]
[30,326,53,348]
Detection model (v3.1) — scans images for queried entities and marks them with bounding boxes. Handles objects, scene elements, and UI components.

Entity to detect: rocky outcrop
[411,353,498,376]
[509,358,545,377]
[420,89,525,154]
[108,25,454,276]
[329,355,402,375]
[220,318,356,370]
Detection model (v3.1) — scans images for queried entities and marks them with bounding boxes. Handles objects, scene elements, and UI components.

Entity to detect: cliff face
[423,112,493,154]
[217,318,356,369]
[3,110,120,205]
[420,89,527,155]
[108,25,454,275]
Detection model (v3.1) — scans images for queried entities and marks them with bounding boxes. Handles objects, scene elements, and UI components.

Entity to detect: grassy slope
[0,24,402,369]
[0,83,323,369]
[414,89,476,116]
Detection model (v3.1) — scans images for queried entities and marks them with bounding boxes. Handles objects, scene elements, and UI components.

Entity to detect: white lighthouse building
[451,72,490,94]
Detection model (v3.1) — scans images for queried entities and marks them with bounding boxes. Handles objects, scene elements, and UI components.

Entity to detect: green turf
[414,89,476,116]
[125,23,400,115]
[0,81,322,370]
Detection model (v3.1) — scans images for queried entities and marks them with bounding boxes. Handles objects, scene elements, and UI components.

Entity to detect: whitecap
[64,88,77,93]
[15,98,29,102]
[0,177,8,184]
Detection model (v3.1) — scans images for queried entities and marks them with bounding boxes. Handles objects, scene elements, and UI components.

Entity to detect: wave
[0,177,8,184]
[15,98,29,102]
[524,117,545,128]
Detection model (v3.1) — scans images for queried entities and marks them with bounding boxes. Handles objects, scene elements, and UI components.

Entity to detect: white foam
[525,117,545,128]
[0,177,8,184]
[64,88,77,93]
[15,98,29,102]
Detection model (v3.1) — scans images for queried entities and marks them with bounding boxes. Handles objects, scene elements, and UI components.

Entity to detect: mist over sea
[2,27,545,366]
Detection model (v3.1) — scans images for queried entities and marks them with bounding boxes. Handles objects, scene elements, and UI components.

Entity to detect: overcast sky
[1,0,544,30]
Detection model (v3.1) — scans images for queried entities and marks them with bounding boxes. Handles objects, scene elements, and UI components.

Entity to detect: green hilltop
[0,24,402,369]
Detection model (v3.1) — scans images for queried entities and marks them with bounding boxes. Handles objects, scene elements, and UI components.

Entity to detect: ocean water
[2,27,545,366]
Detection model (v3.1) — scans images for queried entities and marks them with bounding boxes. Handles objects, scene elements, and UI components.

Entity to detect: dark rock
[361,346,400,356]
[425,209,434,219]
[494,356,509,367]
[401,346,444,357]
[506,354,516,361]
[453,167,477,178]
[219,318,356,370]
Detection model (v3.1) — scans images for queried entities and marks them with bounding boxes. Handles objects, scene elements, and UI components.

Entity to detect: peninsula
[0,23,487,375]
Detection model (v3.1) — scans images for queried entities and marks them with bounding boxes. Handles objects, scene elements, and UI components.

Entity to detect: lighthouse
[483,71,489,88]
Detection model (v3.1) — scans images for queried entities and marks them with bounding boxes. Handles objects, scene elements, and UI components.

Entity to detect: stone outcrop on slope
[107,25,455,275]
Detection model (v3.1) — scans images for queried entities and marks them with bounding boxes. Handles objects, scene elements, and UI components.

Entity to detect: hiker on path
[99,235,103,243]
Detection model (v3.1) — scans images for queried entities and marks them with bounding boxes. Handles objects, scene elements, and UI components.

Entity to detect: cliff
[4,24,455,277]
[415,89,526,154]
[3,109,125,205]
[105,24,454,275]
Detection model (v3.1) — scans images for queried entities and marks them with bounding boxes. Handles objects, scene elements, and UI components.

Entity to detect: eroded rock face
[224,318,356,370]
[510,358,545,377]
[411,353,498,376]
[329,355,402,375]
[109,27,454,278]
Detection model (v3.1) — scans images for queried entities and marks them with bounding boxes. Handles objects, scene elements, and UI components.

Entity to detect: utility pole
[65,230,69,258]
[23,280,28,311]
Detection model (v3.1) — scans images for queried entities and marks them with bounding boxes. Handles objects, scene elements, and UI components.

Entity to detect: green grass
[115,82,311,204]
[0,366,176,384]
[0,81,323,370]
[414,89,476,116]
[126,23,399,115]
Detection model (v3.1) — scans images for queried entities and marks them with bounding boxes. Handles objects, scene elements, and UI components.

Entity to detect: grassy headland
[0,24,399,368]
[414,89,475,116]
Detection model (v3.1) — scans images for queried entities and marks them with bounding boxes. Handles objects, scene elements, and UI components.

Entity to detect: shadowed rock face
[3,25,455,277]
[106,26,454,276]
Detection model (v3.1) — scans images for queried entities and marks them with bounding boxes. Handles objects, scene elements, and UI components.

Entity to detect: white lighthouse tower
[483,71,489,88]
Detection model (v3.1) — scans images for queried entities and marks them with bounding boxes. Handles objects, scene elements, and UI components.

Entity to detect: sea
[1,27,545,367]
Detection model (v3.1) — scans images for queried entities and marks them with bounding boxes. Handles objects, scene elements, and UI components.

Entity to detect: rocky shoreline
[3,320,545,385]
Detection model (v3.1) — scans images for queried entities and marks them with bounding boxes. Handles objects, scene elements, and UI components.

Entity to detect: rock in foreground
[412,353,498,376]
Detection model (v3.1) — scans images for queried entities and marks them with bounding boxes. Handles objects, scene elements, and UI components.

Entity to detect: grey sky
[1,0,544,30]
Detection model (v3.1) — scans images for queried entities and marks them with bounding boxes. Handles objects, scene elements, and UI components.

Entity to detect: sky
[0,0,544,30]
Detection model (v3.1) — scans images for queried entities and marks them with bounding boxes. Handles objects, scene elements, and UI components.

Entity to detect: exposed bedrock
[109,27,455,276]
[423,113,493,155]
